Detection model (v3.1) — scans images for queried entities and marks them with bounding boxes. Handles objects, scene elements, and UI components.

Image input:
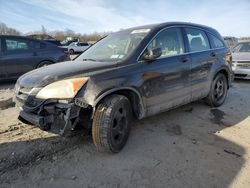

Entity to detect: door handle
[210,52,216,57]
[180,57,190,63]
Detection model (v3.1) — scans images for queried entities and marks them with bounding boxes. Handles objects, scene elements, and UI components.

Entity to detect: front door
[138,27,191,116]
[0,37,8,80]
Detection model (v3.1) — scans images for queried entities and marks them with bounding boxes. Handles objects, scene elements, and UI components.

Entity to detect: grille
[235,74,247,78]
[15,84,43,108]
[237,61,250,64]
[237,64,250,68]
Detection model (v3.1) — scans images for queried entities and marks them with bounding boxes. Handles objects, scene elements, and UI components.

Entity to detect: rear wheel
[205,73,228,107]
[92,95,132,153]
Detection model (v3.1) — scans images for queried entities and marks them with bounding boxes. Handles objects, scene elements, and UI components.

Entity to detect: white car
[68,42,90,54]
[232,41,250,79]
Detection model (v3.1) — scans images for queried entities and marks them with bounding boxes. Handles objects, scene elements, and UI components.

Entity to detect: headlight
[36,77,88,99]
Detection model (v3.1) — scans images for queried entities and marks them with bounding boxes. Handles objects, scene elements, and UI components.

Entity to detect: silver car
[232,41,250,79]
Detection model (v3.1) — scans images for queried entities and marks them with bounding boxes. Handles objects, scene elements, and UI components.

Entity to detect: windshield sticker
[131,29,151,34]
[118,55,124,59]
[110,54,125,59]
[110,54,120,59]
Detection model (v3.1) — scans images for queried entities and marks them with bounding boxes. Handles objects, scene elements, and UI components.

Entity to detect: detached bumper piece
[18,102,81,135]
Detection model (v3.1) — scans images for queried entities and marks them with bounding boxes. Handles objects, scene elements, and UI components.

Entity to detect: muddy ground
[0,80,250,188]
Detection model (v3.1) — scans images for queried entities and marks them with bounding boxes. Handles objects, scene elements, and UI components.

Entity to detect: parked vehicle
[44,39,62,46]
[223,36,238,50]
[14,22,233,153]
[232,40,250,79]
[61,38,79,46]
[0,35,70,80]
[68,42,90,54]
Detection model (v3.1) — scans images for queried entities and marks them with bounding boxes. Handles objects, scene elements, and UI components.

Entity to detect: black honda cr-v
[14,22,233,153]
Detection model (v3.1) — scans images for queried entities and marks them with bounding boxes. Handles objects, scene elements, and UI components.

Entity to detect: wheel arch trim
[93,87,146,119]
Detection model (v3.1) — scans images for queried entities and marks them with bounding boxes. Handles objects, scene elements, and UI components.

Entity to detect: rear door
[139,27,192,116]
[2,36,39,79]
[183,27,215,100]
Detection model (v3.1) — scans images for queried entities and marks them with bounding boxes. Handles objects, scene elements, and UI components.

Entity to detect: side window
[185,28,210,52]
[145,27,184,58]
[209,34,225,48]
[81,43,89,46]
[30,40,41,49]
[5,38,29,51]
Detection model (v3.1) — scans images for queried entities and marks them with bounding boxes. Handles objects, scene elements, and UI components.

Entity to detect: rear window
[5,38,29,51]
[209,34,224,48]
[29,40,41,49]
[185,28,210,52]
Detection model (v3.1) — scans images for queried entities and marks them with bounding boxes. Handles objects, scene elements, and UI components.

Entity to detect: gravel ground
[0,80,250,188]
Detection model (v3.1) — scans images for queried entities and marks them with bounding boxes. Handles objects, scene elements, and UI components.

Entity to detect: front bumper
[16,98,81,135]
[232,65,250,79]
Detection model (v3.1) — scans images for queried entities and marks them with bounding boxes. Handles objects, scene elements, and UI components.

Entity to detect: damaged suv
[14,22,233,153]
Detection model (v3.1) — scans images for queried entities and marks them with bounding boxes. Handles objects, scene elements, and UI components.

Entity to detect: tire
[69,49,74,55]
[37,61,52,68]
[92,95,132,153]
[205,73,228,107]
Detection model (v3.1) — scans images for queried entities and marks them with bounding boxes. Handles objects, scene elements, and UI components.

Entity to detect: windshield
[76,29,150,62]
[233,42,250,53]
[69,42,77,46]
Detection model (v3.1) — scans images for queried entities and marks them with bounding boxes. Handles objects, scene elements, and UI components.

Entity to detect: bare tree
[0,22,110,42]
[0,22,21,35]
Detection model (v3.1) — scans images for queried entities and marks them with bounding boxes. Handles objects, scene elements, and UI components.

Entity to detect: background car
[44,39,62,47]
[67,42,90,54]
[223,36,238,50]
[0,35,70,80]
[232,40,250,79]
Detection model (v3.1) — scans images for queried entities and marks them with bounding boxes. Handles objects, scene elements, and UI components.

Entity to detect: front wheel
[92,95,132,153]
[205,73,228,107]
[69,49,74,55]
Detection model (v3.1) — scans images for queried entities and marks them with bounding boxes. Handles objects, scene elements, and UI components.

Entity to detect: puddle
[210,108,226,126]
[166,123,182,135]
[0,98,15,110]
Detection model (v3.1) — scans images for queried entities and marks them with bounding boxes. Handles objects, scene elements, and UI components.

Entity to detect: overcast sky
[0,0,249,37]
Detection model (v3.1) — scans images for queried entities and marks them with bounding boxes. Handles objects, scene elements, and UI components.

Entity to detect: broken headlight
[36,78,88,99]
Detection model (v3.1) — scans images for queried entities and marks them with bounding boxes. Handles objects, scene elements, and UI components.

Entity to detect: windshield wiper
[82,58,98,62]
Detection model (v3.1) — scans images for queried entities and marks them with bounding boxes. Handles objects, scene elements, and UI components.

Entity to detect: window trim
[137,25,226,63]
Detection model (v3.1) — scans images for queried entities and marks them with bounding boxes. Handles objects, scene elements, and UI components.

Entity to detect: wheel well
[96,89,145,119]
[215,69,229,88]
[37,60,54,68]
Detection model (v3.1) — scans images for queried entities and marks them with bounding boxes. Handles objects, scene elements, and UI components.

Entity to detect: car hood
[18,60,117,88]
[232,52,250,61]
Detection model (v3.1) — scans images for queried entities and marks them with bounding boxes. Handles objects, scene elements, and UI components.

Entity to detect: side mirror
[142,47,162,61]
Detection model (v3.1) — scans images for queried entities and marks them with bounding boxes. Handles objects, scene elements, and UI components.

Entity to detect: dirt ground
[0,80,250,188]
